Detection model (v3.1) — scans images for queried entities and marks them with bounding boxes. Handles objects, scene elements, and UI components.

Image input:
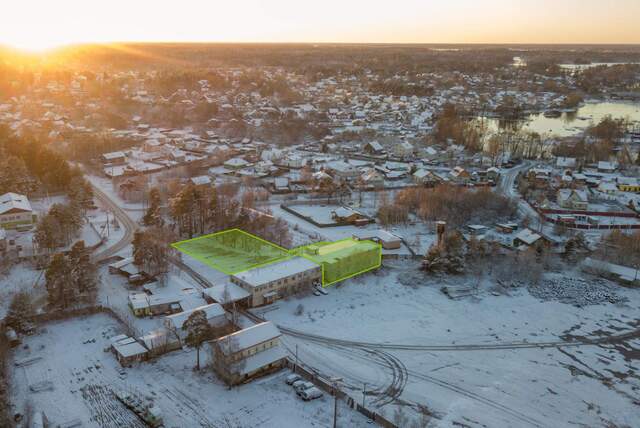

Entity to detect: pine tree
[45,253,72,308]
[68,241,97,301]
[143,187,163,227]
[182,310,211,370]
[5,292,35,333]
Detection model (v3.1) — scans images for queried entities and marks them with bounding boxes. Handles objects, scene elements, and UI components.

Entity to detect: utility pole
[362,382,367,408]
[331,377,342,428]
[294,344,298,373]
[333,382,338,428]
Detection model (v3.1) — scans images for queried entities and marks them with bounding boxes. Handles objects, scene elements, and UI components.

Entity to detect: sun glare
[8,38,65,53]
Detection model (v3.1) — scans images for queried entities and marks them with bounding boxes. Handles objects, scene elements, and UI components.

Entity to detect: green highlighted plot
[173,228,382,287]
[292,238,382,286]
[171,229,291,275]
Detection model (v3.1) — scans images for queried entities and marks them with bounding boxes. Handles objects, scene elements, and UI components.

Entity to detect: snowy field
[9,313,372,428]
[254,260,640,428]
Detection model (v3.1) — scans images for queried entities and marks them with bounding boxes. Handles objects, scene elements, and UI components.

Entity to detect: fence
[280,202,375,228]
[285,359,399,428]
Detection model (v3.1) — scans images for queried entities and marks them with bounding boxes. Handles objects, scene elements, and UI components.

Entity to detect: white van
[286,374,302,385]
[294,381,315,395]
[300,387,323,401]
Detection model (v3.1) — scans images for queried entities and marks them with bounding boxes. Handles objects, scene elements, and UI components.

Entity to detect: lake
[483,101,640,137]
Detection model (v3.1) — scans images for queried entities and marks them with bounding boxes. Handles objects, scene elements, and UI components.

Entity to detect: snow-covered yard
[9,313,372,428]
[255,260,640,427]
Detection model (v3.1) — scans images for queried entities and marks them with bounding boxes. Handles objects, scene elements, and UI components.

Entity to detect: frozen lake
[483,101,640,137]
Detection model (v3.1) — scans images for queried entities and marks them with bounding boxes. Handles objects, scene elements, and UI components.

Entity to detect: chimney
[436,221,446,247]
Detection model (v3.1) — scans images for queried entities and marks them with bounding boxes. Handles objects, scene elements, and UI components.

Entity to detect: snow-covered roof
[514,228,541,245]
[365,141,384,151]
[233,257,319,288]
[556,157,576,168]
[112,336,148,358]
[597,161,616,171]
[165,303,225,331]
[102,151,126,160]
[332,206,364,219]
[353,229,400,244]
[217,322,281,354]
[0,192,32,215]
[233,344,287,375]
[189,175,212,186]
[224,157,249,168]
[203,282,251,304]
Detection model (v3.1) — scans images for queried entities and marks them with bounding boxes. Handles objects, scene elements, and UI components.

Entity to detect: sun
[6,37,67,53]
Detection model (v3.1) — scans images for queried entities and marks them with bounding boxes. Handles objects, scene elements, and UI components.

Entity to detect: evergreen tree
[68,241,97,301]
[143,187,163,227]
[182,310,211,370]
[5,292,35,333]
[45,253,72,308]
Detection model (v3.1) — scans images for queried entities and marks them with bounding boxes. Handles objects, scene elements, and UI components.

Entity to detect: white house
[213,322,287,385]
[0,193,35,229]
[393,141,414,159]
[557,189,589,210]
[163,303,228,341]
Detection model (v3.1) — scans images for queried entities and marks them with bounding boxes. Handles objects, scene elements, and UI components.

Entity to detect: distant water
[559,62,640,70]
[482,101,640,137]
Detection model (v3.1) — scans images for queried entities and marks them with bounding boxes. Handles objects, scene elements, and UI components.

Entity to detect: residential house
[0,228,6,253]
[556,157,577,169]
[110,335,149,367]
[271,177,291,194]
[363,141,386,156]
[0,193,35,229]
[224,157,250,170]
[557,189,589,210]
[189,175,212,187]
[101,151,127,165]
[450,166,471,184]
[213,322,287,385]
[597,161,616,173]
[353,229,401,250]
[357,169,384,189]
[617,177,640,193]
[331,206,369,225]
[598,181,618,195]
[326,160,359,181]
[163,303,228,342]
[128,293,184,317]
[393,141,414,159]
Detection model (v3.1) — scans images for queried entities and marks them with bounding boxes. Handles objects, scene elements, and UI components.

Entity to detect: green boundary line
[172,229,382,286]
[171,228,292,275]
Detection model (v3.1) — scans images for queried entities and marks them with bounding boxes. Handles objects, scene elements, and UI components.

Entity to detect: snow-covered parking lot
[9,313,372,428]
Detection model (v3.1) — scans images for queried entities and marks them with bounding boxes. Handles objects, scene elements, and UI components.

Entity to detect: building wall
[0,211,34,228]
[214,337,284,385]
[232,267,321,307]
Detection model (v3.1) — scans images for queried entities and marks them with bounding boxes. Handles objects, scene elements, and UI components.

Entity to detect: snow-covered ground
[255,261,640,427]
[0,263,45,319]
[9,313,372,428]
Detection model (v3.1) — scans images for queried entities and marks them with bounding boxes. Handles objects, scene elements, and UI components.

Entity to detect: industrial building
[231,257,321,307]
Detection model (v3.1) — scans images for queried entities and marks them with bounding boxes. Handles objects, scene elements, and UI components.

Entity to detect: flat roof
[204,282,250,303]
[232,257,319,288]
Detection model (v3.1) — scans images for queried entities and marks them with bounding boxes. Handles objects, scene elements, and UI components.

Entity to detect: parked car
[291,380,307,390]
[294,381,315,395]
[286,374,302,385]
[314,285,328,295]
[300,387,323,401]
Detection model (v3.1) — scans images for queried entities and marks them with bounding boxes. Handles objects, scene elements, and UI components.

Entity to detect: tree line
[378,185,516,228]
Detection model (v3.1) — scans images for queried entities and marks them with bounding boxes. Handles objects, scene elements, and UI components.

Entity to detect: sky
[2,0,640,51]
